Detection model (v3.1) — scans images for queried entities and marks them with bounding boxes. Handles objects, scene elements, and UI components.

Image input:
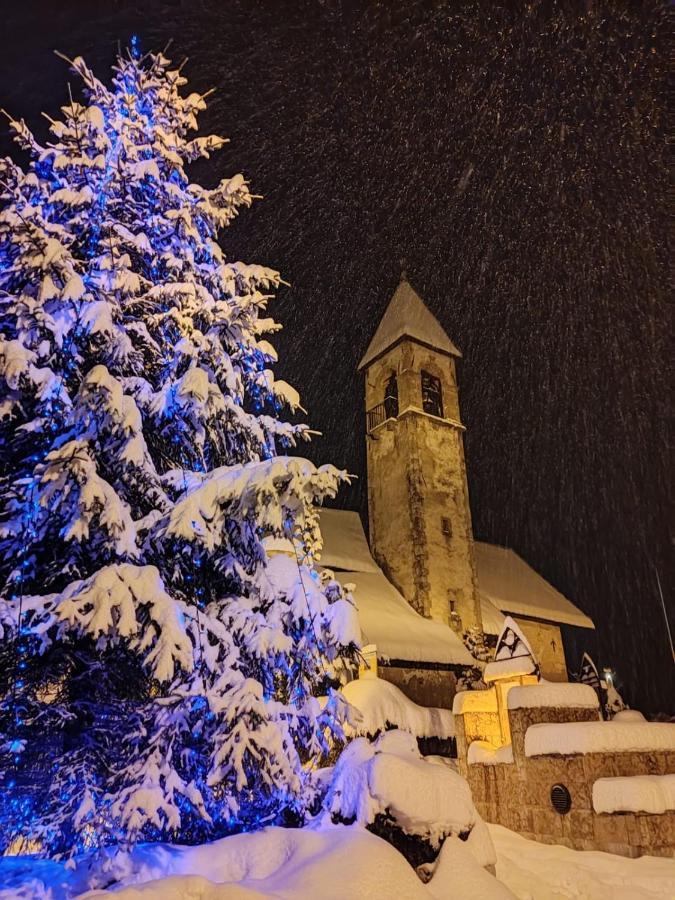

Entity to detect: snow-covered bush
[0,46,359,857]
[323,729,490,867]
[339,676,456,742]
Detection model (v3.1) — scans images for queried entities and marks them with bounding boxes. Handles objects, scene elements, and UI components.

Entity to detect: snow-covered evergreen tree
[0,46,359,858]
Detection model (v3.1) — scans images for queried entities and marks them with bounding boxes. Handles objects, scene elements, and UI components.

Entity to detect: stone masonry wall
[455,710,500,773]
[508,706,600,760]
[458,705,675,857]
[512,617,567,682]
[466,748,675,858]
[377,664,459,710]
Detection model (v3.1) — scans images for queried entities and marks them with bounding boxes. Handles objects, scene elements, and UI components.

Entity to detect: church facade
[319,277,594,708]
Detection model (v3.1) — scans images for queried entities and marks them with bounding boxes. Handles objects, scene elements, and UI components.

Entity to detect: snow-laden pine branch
[0,46,359,857]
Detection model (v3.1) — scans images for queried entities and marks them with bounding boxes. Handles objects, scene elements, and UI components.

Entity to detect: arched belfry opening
[421,370,443,418]
[384,372,399,419]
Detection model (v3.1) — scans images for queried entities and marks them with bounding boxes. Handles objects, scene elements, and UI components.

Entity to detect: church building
[318,277,594,708]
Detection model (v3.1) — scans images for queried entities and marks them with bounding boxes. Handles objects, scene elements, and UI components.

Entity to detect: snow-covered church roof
[474,541,594,631]
[317,509,474,666]
[357,278,461,370]
[316,510,593,665]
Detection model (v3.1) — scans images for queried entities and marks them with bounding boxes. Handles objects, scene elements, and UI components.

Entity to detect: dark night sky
[1,1,671,714]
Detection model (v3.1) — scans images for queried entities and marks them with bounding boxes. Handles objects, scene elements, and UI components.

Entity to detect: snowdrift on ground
[0,826,428,900]
[427,837,515,900]
[490,822,675,900]
[0,822,510,900]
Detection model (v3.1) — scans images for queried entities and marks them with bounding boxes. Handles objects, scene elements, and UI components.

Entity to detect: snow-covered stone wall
[454,694,675,858]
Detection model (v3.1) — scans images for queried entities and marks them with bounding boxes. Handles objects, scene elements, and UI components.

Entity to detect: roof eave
[497,607,596,630]
[358,332,462,371]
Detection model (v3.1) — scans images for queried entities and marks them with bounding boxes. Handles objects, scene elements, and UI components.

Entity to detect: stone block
[568,780,592,812]
[635,813,672,848]
[611,751,660,778]
[467,767,485,794]
[649,846,675,859]
[599,842,639,859]
[624,812,643,848]
[510,806,534,834]
[662,812,675,848]
[564,809,594,842]
[582,753,618,782]
[560,755,586,783]
[481,802,497,824]
[528,757,564,788]
[497,771,519,800]
[574,838,599,852]
[593,813,628,846]
[531,807,564,839]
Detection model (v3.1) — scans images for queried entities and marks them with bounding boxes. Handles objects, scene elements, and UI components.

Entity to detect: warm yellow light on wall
[358,643,378,678]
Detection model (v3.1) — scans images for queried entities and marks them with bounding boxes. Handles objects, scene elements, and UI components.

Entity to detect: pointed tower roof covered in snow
[358,277,461,370]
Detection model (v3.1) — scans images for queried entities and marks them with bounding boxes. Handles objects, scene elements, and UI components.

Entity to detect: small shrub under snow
[324,729,480,850]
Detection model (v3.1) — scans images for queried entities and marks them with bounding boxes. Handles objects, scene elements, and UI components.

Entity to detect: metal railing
[367,402,391,433]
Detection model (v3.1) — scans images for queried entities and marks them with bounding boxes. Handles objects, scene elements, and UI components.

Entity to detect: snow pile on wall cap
[524,721,675,757]
[453,688,498,716]
[324,729,480,849]
[468,741,514,766]
[507,682,600,710]
[340,676,455,739]
[483,655,537,681]
[612,708,647,723]
[593,775,675,815]
[474,541,595,629]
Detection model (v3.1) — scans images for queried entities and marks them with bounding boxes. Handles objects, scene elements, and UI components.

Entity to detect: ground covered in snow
[490,824,675,900]
[2,819,674,899]
[1,728,673,899]
[0,823,507,900]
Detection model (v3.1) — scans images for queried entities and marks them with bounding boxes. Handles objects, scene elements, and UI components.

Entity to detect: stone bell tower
[358,276,482,634]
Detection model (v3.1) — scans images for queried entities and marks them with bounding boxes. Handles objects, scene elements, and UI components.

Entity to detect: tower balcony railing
[367,402,394,433]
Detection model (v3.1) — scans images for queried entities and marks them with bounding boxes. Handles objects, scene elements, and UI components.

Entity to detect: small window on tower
[421,371,443,418]
[441,517,452,537]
